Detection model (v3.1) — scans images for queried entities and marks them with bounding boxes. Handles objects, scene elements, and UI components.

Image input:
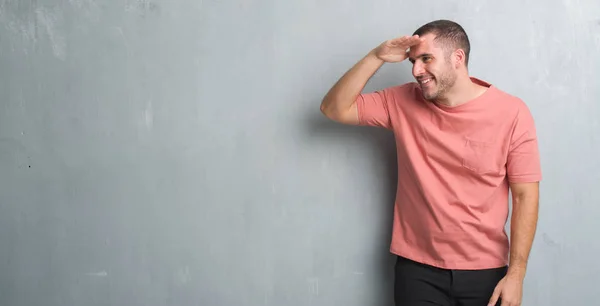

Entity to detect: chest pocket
[461,137,502,175]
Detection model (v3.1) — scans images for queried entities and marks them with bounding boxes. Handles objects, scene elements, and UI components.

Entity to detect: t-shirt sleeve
[355,89,392,129]
[507,103,542,183]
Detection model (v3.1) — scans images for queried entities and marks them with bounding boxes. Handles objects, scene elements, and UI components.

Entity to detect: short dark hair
[413,20,471,66]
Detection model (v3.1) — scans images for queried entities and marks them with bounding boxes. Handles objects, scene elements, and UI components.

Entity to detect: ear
[453,49,466,68]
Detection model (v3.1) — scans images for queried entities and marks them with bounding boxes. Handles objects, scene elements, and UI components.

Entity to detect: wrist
[506,265,527,280]
[365,49,384,65]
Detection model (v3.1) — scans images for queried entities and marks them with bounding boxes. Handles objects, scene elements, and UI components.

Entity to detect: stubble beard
[423,64,457,102]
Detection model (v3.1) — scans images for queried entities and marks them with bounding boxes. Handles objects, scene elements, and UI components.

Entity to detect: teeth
[421,79,432,84]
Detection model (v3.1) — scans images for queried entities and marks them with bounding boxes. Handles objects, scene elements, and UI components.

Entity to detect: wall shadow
[304,108,398,305]
[301,63,413,304]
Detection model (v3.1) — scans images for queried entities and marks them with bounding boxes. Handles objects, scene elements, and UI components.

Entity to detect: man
[320,20,541,306]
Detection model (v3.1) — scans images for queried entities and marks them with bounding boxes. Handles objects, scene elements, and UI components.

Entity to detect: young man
[320,20,541,306]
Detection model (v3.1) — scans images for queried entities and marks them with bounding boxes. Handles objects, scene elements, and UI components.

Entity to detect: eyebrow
[408,53,434,64]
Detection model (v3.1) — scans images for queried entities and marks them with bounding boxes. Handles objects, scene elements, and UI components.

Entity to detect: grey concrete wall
[1,0,598,305]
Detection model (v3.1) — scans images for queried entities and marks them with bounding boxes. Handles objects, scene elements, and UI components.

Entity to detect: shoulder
[486,85,538,136]
[487,84,533,119]
[376,82,422,105]
[385,82,420,96]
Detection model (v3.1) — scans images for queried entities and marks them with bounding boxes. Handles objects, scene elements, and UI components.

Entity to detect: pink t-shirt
[356,77,542,270]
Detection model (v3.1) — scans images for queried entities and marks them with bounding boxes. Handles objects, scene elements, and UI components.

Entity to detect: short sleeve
[507,104,542,183]
[356,89,392,129]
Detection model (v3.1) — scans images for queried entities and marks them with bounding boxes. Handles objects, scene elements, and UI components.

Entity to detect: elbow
[319,101,327,115]
[320,98,335,118]
[319,96,358,125]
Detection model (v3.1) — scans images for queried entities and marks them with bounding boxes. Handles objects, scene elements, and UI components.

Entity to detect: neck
[434,74,485,107]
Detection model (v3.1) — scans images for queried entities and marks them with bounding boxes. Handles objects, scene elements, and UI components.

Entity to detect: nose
[412,61,425,78]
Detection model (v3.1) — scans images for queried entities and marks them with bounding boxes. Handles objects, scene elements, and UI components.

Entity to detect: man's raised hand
[373,35,423,63]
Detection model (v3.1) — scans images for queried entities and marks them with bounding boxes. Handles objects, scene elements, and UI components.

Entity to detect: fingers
[388,35,422,47]
[488,287,501,306]
[388,35,416,45]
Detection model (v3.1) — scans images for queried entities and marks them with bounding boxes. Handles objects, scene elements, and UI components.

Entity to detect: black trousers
[394,256,507,306]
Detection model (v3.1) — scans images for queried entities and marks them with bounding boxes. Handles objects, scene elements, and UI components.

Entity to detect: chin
[422,90,438,101]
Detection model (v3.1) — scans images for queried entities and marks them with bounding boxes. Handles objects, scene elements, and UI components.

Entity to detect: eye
[422,56,432,62]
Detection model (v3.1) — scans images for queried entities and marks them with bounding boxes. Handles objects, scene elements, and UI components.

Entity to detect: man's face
[408,33,457,101]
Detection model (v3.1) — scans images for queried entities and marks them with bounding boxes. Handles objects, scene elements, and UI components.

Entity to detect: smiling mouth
[418,77,434,87]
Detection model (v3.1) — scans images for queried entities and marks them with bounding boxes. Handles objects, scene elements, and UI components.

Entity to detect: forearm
[320,50,384,117]
[507,184,539,279]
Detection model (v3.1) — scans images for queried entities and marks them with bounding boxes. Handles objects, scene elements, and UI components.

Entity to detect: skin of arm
[507,181,539,279]
[488,181,539,306]
[320,35,422,125]
[319,50,384,125]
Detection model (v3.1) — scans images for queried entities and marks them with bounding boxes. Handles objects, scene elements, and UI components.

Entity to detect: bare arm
[319,51,384,124]
[320,35,423,125]
[488,106,541,306]
[507,181,539,279]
